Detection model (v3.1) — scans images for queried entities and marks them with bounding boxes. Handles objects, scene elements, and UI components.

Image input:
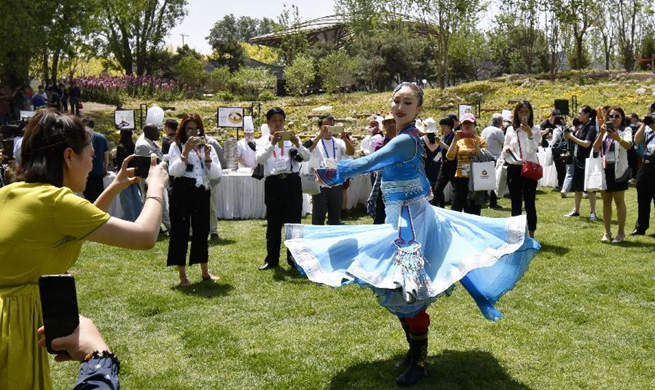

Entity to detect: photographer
[564,105,598,221]
[256,107,310,271]
[549,116,569,191]
[630,111,655,236]
[304,114,355,226]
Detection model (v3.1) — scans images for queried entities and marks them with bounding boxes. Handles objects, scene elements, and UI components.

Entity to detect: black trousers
[635,161,655,232]
[507,164,538,232]
[554,158,566,188]
[312,185,343,225]
[265,174,302,266]
[433,164,455,207]
[84,174,105,203]
[451,177,481,215]
[167,177,210,267]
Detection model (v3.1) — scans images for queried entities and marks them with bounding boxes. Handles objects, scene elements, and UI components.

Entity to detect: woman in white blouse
[501,100,542,238]
[592,106,633,243]
[167,113,222,286]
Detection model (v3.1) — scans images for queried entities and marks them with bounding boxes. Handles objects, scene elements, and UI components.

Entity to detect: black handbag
[251,164,264,180]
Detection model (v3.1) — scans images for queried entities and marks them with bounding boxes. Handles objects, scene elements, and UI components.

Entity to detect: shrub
[230,67,277,100]
[257,90,276,102]
[207,67,232,94]
[285,54,315,96]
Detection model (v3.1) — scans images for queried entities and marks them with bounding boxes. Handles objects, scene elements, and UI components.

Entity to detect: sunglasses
[608,115,622,119]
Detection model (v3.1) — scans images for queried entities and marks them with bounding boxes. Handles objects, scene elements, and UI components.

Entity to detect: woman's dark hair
[438,116,454,129]
[511,100,534,129]
[17,109,92,187]
[318,114,334,128]
[164,119,178,131]
[118,130,134,148]
[579,105,597,127]
[607,106,626,127]
[172,113,205,145]
[393,82,424,107]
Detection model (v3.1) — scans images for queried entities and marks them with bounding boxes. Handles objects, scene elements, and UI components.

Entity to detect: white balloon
[146,106,165,128]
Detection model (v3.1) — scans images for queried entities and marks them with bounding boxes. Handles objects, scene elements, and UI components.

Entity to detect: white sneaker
[589,212,597,221]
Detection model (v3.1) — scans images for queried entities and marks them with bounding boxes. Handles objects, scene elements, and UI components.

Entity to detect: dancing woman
[284,83,540,386]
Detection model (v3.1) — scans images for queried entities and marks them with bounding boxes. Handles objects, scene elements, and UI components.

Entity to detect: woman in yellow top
[0,109,168,389]
[445,112,488,215]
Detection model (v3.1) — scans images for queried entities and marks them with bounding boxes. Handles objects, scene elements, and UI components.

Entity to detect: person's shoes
[560,192,567,198]
[601,233,612,243]
[565,210,580,217]
[553,185,561,191]
[258,262,278,271]
[589,212,598,221]
[488,204,502,210]
[202,274,220,281]
[629,178,637,185]
[611,235,625,244]
[210,233,219,240]
[629,229,645,236]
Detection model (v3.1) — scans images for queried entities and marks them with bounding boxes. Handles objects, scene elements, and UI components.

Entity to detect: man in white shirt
[136,124,171,231]
[304,115,355,225]
[480,113,506,209]
[256,107,310,271]
[236,115,257,168]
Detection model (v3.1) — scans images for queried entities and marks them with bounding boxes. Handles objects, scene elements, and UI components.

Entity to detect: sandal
[601,233,612,243]
[178,278,191,287]
[202,274,220,282]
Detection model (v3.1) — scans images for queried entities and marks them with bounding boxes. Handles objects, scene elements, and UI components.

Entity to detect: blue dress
[285,123,540,320]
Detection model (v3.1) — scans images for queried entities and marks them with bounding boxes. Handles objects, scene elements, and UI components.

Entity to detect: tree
[230,67,276,100]
[206,14,276,70]
[284,55,315,96]
[318,51,357,93]
[173,56,206,96]
[276,4,309,65]
[614,0,644,71]
[93,0,187,76]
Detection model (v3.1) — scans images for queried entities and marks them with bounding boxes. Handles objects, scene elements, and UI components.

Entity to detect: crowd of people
[0,79,82,125]
[1,89,654,388]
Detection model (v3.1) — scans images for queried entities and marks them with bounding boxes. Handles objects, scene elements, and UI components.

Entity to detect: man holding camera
[631,111,655,236]
[256,107,310,270]
[304,115,355,225]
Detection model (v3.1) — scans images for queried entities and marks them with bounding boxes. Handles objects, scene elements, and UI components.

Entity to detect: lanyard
[272,142,284,157]
[321,139,336,159]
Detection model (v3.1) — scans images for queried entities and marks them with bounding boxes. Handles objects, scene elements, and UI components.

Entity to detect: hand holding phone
[133,155,154,178]
[39,275,80,355]
[327,125,344,136]
[460,130,475,139]
[605,122,615,134]
[278,131,292,141]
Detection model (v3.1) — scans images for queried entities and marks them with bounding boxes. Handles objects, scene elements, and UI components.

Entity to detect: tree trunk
[576,36,583,70]
[43,51,49,86]
[51,49,60,83]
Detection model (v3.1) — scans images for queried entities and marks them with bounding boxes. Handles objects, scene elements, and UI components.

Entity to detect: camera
[644,114,654,126]
[562,126,573,134]
[1,121,26,139]
[289,148,303,162]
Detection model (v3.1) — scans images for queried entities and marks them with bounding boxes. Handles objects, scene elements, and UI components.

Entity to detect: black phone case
[39,275,79,355]
[134,156,151,178]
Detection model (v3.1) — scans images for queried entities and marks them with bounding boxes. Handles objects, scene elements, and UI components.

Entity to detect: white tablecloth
[215,170,312,219]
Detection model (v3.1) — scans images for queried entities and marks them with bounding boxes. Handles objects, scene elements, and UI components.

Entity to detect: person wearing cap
[432,116,457,208]
[480,113,506,209]
[501,100,542,238]
[257,107,310,271]
[304,114,354,225]
[82,118,109,203]
[360,117,383,156]
[445,112,488,215]
[237,116,257,169]
[419,118,442,201]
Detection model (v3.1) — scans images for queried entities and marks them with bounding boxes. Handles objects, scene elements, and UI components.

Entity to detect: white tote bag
[472,161,497,191]
[495,158,508,196]
[584,155,606,192]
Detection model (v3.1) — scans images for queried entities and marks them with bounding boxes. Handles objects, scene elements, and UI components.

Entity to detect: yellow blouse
[0,182,110,389]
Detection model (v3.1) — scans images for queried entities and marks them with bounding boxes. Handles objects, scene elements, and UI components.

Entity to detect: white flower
[635,87,646,95]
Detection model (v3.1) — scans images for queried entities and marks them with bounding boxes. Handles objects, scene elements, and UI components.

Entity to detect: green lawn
[50,185,654,390]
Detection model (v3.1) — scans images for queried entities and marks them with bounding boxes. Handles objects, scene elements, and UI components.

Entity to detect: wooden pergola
[249,15,350,49]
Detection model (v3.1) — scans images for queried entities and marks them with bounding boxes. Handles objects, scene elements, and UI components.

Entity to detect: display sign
[217,107,244,128]
[114,110,136,130]
[458,104,473,121]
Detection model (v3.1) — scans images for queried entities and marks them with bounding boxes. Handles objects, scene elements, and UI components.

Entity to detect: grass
[49,185,655,390]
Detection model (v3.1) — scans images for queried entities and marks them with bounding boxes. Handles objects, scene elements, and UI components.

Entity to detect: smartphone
[278,131,292,141]
[133,155,153,178]
[39,274,80,355]
[327,125,344,135]
[606,121,615,134]
[460,130,475,139]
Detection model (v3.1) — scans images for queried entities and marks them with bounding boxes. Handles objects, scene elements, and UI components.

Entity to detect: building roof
[249,14,350,48]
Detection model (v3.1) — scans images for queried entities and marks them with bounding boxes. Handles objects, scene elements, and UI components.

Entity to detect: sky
[167,0,337,55]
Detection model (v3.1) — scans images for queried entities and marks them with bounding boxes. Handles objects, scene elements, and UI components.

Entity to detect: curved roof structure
[249,14,350,48]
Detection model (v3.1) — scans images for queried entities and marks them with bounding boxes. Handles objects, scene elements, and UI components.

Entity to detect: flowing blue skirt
[285,197,540,320]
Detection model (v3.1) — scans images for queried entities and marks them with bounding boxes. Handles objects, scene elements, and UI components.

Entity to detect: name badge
[605,151,616,163]
[275,158,288,171]
[461,163,471,176]
[433,152,442,162]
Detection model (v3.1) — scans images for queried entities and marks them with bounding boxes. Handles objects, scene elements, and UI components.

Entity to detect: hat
[421,118,437,133]
[415,119,425,132]
[502,109,512,123]
[461,112,476,124]
[382,114,394,123]
[243,115,254,133]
